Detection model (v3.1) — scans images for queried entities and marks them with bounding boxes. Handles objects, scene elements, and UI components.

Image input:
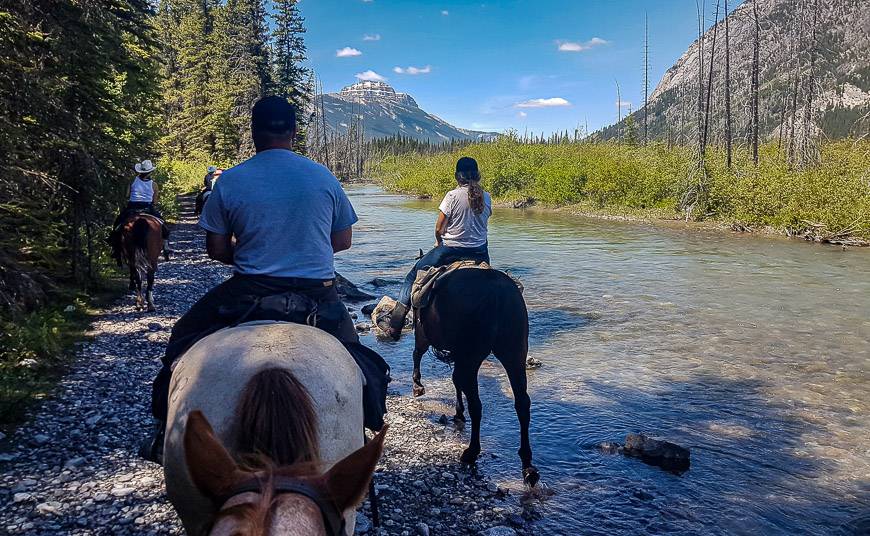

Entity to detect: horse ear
[321,426,388,512]
[184,410,251,500]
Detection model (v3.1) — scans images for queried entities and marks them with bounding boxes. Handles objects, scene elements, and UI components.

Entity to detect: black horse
[412,267,538,486]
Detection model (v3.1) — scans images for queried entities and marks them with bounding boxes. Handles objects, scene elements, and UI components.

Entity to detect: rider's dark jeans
[151,273,359,422]
[396,243,490,307]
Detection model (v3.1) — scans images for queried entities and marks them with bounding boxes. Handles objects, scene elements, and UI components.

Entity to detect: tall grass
[376,137,870,238]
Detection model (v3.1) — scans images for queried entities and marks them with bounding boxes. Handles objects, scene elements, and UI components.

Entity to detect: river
[335,186,870,535]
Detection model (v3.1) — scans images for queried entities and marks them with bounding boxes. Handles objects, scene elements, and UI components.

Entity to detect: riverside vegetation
[376,135,870,243]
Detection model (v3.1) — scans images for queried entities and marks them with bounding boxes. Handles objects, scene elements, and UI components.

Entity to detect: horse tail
[131,218,151,276]
[235,368,320,467]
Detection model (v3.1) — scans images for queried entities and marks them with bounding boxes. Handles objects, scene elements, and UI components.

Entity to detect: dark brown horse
[412,268,538,486]
[119,214,163,311]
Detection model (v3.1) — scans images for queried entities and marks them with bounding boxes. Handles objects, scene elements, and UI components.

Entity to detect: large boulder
[371,296,412,338]
[335,272,375,302]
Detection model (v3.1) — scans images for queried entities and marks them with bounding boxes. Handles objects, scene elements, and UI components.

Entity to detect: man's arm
[206,231,234,264]
[331,226,352,253]
[152,182,159,204]
[434,211,448,247]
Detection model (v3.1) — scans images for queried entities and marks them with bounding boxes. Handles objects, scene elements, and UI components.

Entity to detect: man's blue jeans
[397,243,490,307]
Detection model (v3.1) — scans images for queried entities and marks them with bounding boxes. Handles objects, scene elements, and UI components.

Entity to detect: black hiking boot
[384,302,409,341]
[138,420,165,465]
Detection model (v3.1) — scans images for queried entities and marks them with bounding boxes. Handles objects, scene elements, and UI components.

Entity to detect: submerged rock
[361,303,377,315]
[623,433,690,471]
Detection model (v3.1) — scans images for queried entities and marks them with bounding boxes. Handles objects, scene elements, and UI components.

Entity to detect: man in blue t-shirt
[145,97,365,460]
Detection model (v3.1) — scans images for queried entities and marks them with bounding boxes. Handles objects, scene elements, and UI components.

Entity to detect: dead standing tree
[643,13,650,145]
[724,0,733,168]
[797,0,821,166]
[702,0,721,155]
[681,0,708,220]
[750,0,761,165]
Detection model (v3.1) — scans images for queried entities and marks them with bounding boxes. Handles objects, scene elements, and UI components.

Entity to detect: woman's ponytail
[455,157,484,215]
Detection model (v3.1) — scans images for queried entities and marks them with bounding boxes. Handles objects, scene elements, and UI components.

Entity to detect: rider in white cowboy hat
[108,159,169,263]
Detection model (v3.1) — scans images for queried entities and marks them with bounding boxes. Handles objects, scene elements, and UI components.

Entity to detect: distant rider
[109,160,169,263]
[143,96,383,462]
[383,156,492,340]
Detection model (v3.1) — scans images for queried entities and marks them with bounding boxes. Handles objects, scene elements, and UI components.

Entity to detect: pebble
[479,527,518,536]
[64,457,86,469]
[0,214,531,535]
[36,502,62,516]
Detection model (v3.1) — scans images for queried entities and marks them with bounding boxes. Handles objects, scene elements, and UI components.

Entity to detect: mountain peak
[337,80,418,107]
[316,81,497,142]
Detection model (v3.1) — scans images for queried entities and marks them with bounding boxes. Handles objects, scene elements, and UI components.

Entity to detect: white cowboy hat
[135,159,156,174]
[207,165,217,173]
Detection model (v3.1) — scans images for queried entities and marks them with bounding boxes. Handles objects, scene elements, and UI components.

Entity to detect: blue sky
[298,0,739,136]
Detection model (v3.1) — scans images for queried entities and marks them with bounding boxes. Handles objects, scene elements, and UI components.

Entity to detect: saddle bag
[218,291,343,334]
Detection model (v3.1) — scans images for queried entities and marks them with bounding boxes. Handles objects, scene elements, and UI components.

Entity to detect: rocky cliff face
[597,0,870,142]
[313,81,497,142]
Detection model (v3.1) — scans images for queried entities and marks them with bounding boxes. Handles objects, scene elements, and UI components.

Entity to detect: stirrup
[138,422,165,465]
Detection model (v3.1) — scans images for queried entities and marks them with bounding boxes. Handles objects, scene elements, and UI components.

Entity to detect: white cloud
[616,100,632,108]
[393,65,432,75]
[557,37,608,52]
[336,47,363,57]
[441,10,449,15]
[517,111,528,118]
[363,33,381,41]
[355,70,387,82]
[515,97,571,108]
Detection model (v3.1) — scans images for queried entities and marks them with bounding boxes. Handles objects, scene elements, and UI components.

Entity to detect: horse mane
[209,368,321,535]
[234,368,321,468]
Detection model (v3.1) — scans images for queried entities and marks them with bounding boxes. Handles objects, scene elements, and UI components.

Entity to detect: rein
[217,475,347,536]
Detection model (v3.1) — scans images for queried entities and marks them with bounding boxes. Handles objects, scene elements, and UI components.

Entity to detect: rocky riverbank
[0,216,533,535]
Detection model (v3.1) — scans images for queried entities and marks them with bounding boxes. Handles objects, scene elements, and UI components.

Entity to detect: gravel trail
[0,214,534,535]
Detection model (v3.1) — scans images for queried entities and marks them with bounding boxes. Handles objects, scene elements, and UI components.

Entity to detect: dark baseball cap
[251,96,296,133]
[456,156,479,175]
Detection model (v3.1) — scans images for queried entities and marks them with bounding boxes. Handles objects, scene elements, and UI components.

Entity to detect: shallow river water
[336,186,870,535]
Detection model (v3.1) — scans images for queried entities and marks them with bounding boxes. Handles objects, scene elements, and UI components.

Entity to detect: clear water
[337,186,870,535]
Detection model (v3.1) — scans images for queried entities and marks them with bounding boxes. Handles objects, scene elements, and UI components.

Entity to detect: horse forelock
[235,368,321,469]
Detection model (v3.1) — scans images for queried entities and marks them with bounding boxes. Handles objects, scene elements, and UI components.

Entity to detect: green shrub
[375,139,870,238]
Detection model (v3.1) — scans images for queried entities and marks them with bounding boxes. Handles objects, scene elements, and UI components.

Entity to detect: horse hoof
[523,466,540,488]
[452,414,466,424]
[412,385,425,397]
[460,448,480,465]
[147,306,156,313]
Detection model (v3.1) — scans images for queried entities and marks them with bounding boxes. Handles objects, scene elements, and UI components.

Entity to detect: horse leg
[455,359,483,466]
[450,366,466,423]
[146,269,156,312]
[412,324,428,397]
[128,269,136,292]
[499,349,539,487]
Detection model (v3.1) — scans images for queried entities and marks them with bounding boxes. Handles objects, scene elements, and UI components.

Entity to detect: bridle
[217,475,347,536]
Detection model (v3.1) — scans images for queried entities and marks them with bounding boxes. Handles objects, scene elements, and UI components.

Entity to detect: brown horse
[412,268,539,487]
[119,214,163,311]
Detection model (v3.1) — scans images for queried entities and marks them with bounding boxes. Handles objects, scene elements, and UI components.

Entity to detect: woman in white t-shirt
[109,160,168,262]
[384,157,493,340]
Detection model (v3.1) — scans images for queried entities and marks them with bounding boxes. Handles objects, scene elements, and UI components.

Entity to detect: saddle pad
[410,260,490,309]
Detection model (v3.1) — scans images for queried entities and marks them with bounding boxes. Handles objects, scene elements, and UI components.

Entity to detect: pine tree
[157,0,220,158]
[272,0,311,151]
[212,0,273,159]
